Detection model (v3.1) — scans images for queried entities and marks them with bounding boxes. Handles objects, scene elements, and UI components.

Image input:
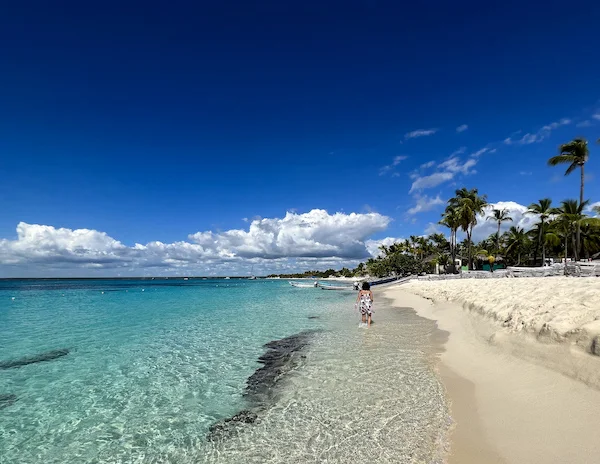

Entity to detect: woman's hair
[361,282,370,290]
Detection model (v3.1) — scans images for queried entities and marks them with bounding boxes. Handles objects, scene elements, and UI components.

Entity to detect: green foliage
[270,137,600,278]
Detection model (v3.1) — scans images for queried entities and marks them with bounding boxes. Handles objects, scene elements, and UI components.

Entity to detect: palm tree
[554,199,589,262]
[504,226,529,266]
[486,208,512,252]
[448,188,488,270]
[440,206,461,273]
[548,138,589,259]
[526,198,553,265]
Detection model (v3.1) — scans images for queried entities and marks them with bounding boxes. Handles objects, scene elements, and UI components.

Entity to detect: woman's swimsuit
[359,292,373,316]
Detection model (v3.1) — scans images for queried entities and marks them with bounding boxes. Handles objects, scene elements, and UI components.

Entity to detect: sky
[1,1,600,277]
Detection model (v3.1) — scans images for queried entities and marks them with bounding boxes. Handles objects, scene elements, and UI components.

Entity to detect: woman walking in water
[356,282,374,327]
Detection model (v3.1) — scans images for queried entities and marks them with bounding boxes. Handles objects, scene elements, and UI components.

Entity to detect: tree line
[271,137,599,279]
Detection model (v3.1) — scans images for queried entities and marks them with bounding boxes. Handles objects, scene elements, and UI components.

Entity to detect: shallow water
[0,279,449,463]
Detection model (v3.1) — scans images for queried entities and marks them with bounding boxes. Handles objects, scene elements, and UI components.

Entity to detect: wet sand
[384,286,600,464]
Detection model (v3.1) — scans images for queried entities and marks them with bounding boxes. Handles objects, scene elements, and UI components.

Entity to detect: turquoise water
[0,279,450,463]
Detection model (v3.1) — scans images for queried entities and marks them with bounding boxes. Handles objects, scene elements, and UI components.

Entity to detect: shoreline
[383,283,600,464]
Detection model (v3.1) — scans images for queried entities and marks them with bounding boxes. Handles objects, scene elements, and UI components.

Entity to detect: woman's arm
[369,290,374,301]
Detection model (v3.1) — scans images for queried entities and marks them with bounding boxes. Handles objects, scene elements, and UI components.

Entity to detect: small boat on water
[289,281,319,288]
[224,277,230,280]
[183,277,189,281]
[248,265,257,279]
[320,284,353,291]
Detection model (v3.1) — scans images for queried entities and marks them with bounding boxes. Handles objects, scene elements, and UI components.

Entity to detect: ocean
[0,279,449,463]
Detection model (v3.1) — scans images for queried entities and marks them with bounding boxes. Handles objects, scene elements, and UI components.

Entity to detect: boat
[248,264,257,280]
[320,284,353,291]
[224,277,230,280]
[289,281,319,288]
[183,277,188,281]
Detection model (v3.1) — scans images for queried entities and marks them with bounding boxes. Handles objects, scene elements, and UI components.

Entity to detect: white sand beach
[384,277,600,464]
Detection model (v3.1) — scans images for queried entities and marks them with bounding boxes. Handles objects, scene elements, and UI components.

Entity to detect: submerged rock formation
[0,348,70,369]
[0,394,18,409]
[207,330,315,440]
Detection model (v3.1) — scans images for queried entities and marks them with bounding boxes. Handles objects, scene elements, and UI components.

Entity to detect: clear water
[0,279,450,463]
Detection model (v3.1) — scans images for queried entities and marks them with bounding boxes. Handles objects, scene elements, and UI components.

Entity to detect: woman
[356,282,374,327]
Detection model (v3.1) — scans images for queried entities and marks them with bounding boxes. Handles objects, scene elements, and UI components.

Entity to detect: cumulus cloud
[469,201,539,242]
[0,210,392,276]
[456,124,468,133]
[407,194,445,215]
[365,237,405,257]
[404,128,438,139]
[504,118,571,145]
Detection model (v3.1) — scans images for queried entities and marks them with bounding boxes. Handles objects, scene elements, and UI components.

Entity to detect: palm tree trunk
[542,239,546,265]
[577,165,584,261]
[564,233,568,276]
[533,224,541,266]
[467,228,473,270]
[450,229,457,273]
[497,222,501,252]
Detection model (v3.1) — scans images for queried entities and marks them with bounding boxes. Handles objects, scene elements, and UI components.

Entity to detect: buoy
[11,297,15,300]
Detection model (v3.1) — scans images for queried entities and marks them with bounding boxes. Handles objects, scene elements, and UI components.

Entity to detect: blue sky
[1,1,600,276]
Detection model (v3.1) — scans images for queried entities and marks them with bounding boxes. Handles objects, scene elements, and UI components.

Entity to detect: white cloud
[409,155,478,193]
[409,172,454,192]
[365,237,405,257]
[420,160,436,169]
[577,120,593,128]
[438,157,477,174]
[504,118,571,145]
[405,128,438,139]
[0,210,392,276]
[451,147,466,156]
[469,201,539,242]
[379,165,393,176]
[592,114,600,121]
[519,171,532,176]
[585,201,600,215]
[456,124,468,133]
[424,222,442,235]
[471,147,489,157]
[379,155,408,175]
[407,194,445,215]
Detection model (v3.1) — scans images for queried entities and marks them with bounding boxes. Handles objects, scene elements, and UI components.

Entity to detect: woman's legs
[367,313,372,327]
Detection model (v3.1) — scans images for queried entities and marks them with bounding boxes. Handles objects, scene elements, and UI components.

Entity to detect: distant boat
[248,264,257,280]
[320,284,353,291]
[290,281,319,288]
[183,277,189,281]
[224,277,230,280]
